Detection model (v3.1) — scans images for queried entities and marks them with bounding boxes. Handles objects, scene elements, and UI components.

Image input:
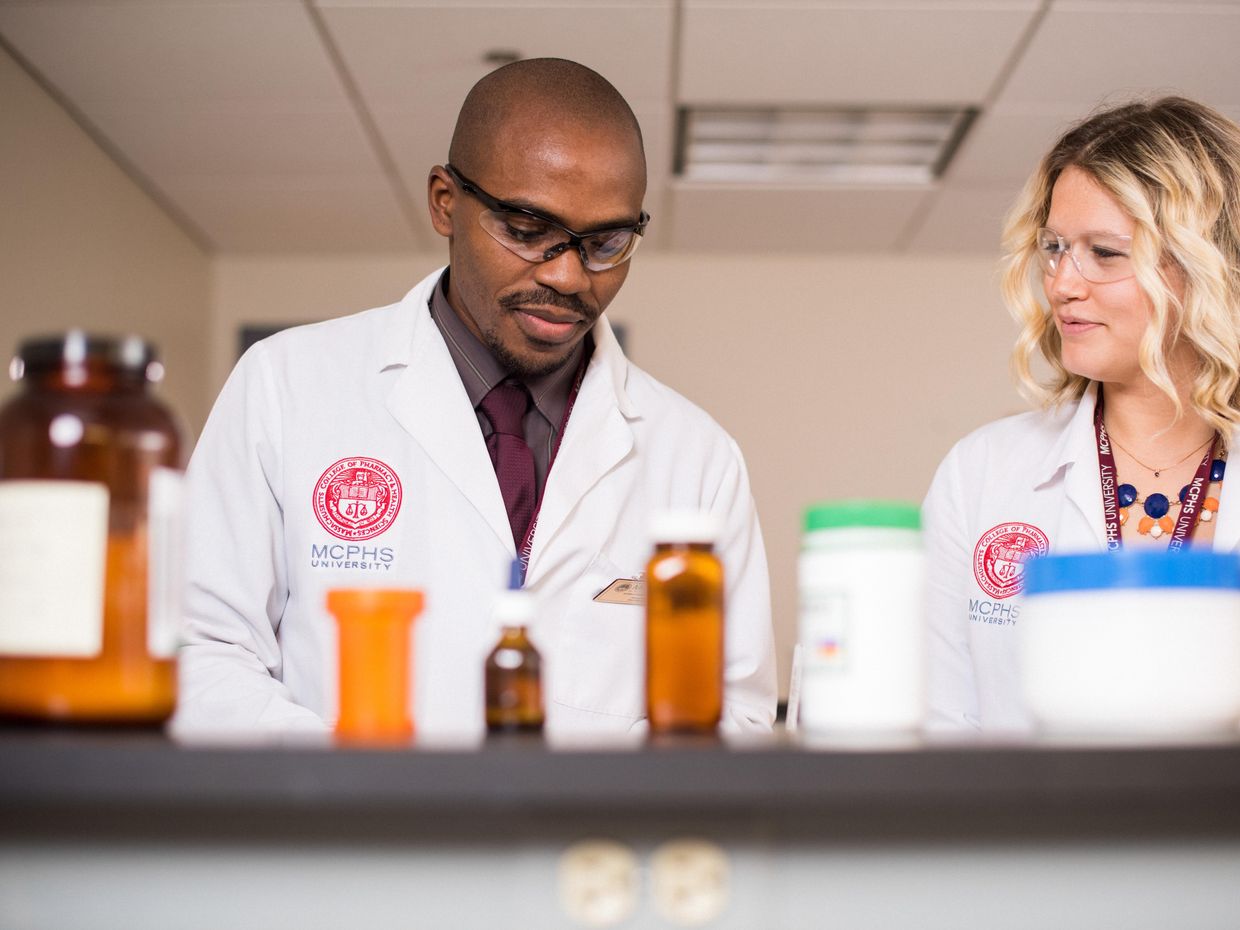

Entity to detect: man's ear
[427,166,454,238]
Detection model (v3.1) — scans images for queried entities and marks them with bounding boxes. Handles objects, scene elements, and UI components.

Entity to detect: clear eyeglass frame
[1035,226,1135,284]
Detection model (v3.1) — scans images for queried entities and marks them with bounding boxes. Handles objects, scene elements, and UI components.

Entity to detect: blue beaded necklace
[1094,394,1223,547]
[1116,455,1226,538]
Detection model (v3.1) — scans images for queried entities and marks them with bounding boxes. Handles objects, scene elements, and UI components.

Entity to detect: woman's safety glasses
[1035,227,1134,284]
[445,163,649,272]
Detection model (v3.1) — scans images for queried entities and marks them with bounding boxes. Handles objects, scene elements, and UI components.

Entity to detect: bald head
[448,58,645,181]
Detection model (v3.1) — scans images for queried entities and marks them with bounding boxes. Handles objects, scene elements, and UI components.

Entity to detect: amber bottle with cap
[0,331,184,723]
[645,511,725,733]
[484,560,545,734]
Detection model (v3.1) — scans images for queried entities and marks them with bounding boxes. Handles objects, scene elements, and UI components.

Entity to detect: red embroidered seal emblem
[972,522,1050,599]
[313,457,402,541]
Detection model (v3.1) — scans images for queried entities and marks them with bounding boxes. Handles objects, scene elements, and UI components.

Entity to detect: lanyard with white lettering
[516,349,590,582]
[1094,393,1215,551]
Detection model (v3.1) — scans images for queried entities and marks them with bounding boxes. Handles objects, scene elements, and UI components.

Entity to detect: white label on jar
[800,588,850,673]
[146,467,185,659]
[0,480,108,656]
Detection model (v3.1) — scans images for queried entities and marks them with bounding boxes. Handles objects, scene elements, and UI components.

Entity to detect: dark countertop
[7,729,1240,930]
[4,726,1240,842]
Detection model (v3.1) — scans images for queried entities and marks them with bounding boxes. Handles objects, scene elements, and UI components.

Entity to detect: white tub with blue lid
[1021,550,1240,737]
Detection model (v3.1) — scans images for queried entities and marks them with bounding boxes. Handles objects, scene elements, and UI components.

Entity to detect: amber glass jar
[645,512,725,734]
[0,331,184,724]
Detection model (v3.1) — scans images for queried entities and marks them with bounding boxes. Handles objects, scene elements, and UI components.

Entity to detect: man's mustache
[499,288,595,318]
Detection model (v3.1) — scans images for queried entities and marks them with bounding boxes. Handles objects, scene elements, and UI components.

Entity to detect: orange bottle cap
[326,588,424,618]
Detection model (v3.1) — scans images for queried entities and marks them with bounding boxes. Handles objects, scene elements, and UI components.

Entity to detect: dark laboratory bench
[3,724,1239,844]
[5,726,1240,930]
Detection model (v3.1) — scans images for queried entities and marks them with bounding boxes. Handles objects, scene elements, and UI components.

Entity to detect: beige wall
[211,251,1028,696]
[0,45,211,435]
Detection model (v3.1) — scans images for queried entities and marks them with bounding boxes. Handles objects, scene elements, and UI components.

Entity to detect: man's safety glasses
[445,163,649,272]
[1035,227,1135,284]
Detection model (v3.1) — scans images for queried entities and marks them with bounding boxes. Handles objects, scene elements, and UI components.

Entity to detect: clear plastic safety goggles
[446,163,649,272]
[1036,226,1135,284]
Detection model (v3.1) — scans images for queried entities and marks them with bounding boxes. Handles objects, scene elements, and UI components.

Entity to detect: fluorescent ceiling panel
[678,107,977,185]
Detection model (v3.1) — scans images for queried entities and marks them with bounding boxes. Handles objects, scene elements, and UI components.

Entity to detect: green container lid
[803,499,921,532]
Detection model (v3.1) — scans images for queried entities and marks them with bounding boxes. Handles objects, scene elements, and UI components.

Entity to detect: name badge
[593,577,646,605]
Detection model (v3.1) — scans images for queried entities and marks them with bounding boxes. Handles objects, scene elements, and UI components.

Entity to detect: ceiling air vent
[675,106,978,185]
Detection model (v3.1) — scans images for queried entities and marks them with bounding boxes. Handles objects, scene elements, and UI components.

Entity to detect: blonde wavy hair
[1002,96,1240,442]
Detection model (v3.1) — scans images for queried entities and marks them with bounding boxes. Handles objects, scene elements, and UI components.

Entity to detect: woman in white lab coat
[923,97,1240,732]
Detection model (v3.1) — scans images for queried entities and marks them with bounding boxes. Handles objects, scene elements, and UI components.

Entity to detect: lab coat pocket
[551,551,646,724]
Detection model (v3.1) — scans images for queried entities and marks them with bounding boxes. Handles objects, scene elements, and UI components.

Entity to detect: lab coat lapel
[382,272,515,553]
[526,318,635,575]
[1041,386,1108,551]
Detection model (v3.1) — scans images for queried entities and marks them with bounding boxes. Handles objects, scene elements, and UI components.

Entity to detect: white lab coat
[922,383,1239,733]
[175,269,776,738]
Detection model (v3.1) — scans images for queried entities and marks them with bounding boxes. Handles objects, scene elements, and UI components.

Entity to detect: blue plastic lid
[1023,549,1240,596]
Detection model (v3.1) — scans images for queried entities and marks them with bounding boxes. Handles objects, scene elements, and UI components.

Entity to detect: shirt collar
[1034,381,1101,489]
[428,271,588,426]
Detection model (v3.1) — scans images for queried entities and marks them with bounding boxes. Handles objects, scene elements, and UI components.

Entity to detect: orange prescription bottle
[327,588,423,745]
[0,332,184,724]
[645,511,725,733]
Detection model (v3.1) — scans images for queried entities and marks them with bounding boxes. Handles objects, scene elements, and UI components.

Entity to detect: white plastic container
[1021,550,1240,737]
[797,500,925,734]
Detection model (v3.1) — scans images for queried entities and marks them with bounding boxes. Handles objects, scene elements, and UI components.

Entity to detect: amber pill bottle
[0,332,184,724]
[645,511,725,734]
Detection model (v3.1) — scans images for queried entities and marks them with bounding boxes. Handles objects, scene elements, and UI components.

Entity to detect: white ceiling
[3,0,1239,255]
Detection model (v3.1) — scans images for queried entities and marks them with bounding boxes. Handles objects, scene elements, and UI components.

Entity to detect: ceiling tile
[82,101,384,176]
[679,2,1040,106]
[0,2,347,106]
[318,2,673,109]
[999,3,1240,110]
[667,184,932,252]
[942,108,1075,186]
[162,172,423,252]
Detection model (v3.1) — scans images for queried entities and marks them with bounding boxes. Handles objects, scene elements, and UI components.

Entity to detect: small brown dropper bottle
[484,559,545,734]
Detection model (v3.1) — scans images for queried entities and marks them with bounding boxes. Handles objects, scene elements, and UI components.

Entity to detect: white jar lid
[493,589,534,625]
[649,509,722,544]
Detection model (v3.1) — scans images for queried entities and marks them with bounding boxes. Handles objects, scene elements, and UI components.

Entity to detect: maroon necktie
[479,379,537,547]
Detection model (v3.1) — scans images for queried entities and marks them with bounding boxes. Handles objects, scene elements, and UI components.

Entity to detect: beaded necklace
[1094,395,1225,549]
[1114,457,1226,539]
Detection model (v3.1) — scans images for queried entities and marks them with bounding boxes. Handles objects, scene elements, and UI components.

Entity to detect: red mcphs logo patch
[313,457,402,541]
[972,522,1050,599]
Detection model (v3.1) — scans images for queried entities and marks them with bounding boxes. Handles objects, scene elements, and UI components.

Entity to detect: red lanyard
[1094,394,1216,552]
[516,348,590,581]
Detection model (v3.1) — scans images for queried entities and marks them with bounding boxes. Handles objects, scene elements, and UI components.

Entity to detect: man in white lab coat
[175,58,777,738]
